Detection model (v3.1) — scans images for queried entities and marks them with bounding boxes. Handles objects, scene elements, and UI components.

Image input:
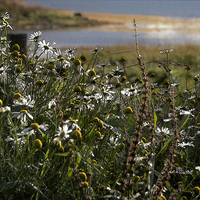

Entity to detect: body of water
[19,1,200,47]
[13,29,200,49]
[25,0,200,19]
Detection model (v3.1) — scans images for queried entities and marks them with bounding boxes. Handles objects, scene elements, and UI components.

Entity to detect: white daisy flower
[38,40,53,55]
[29,31,43,42]
[54,125,73,142]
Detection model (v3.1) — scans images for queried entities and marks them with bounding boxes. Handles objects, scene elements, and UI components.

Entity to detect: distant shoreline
[12,9,200,48]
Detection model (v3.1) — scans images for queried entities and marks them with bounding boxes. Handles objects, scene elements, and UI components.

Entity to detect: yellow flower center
[30,123,39,129]
[13,93,22,99]
[0,99,3,107]
[125,107,133,114]
[34,139,42,149]
[70,119,77,124]
[79,172,87,181]
[20,110,28,114]
[60,132,65,138]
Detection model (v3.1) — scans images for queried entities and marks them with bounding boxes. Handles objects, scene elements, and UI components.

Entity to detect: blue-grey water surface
[25,0,200,19]
[17,1,200,47]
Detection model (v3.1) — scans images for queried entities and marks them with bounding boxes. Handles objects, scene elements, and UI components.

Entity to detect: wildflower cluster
[1,13,200,200]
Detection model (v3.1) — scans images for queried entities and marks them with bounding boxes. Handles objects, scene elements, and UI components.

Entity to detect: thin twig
[133,19,140,57]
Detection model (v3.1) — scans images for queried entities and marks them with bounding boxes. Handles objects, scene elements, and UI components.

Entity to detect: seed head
[108,73,114,79]
[73,59,81,66]
[193,186,200,195]
[95,131,101,138]
[185,66,191,70]
[51,139,62,148]
[20,110,28,114]
[150,73,155,77]
[72,129,82,140]
[0,99,3,107]
[34,139,42,149]
[164,80,170,86]
[93,117,99,122]
[120,56,126,62]
[30,123,39,129]
[11,50,19,58]
[12,44,20,51]
[74,86,82,92]
[125,107,133,114]
[120,76,127,82]
[152,91,157,95]
[79,172,87,181]
[21,54,27,60]
[70,118,77,124]
[161,196,167,200]
[97,121,104,129]
[88,70,96,77]
[80,54,86,61]
[13,93,22,99]
[82,181,89,187]
[36,80,44,86]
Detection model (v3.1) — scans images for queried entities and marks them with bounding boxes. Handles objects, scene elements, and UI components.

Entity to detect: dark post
[8,33,27,55]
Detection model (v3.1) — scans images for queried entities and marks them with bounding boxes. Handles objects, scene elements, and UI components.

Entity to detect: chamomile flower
[64,47,76,60]
[89,46,103,55]
[1,12,10,21]
[179,108,195,117]
[13,95,35,108]
[12,110,33,125]
[155,127,172,140]
[96,61,110,68]
[29,31,43,42]
[160,49,174,54]
[54,125,73,142]
[63,118,81,130]
[38,40,53,55]
[21,123,48,136]
[178,142,194,148]
[195,166,200,171]
[121,84,138,97]
[0,106,11,113]
[0,13,12,30]
[5,136,26,150]
[111,65,124,76]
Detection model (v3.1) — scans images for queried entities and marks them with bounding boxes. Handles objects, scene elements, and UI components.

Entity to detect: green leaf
[154,111,157,129]
[55,152,68,156]
[40,149,50,176]
[75,152,82,169]
[67,166,73,178]
[156,135,175,159]
[178,114,190,131]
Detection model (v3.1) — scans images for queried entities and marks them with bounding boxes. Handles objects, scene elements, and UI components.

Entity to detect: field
[1,7,200,200]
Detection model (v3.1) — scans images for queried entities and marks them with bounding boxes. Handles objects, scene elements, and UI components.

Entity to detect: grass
[74,44,200,89]
[1,11,200,200]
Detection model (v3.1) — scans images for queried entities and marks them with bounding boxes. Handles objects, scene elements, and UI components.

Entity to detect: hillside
[0,0,107,30]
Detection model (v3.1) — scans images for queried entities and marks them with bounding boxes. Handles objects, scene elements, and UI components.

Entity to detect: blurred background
[2,0,200,48]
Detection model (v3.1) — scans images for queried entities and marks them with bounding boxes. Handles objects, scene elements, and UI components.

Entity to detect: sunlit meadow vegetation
[1,12,200,200]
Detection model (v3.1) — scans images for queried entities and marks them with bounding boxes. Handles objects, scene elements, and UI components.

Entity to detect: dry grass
[73,44,200,87]
[78,11,200,35]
